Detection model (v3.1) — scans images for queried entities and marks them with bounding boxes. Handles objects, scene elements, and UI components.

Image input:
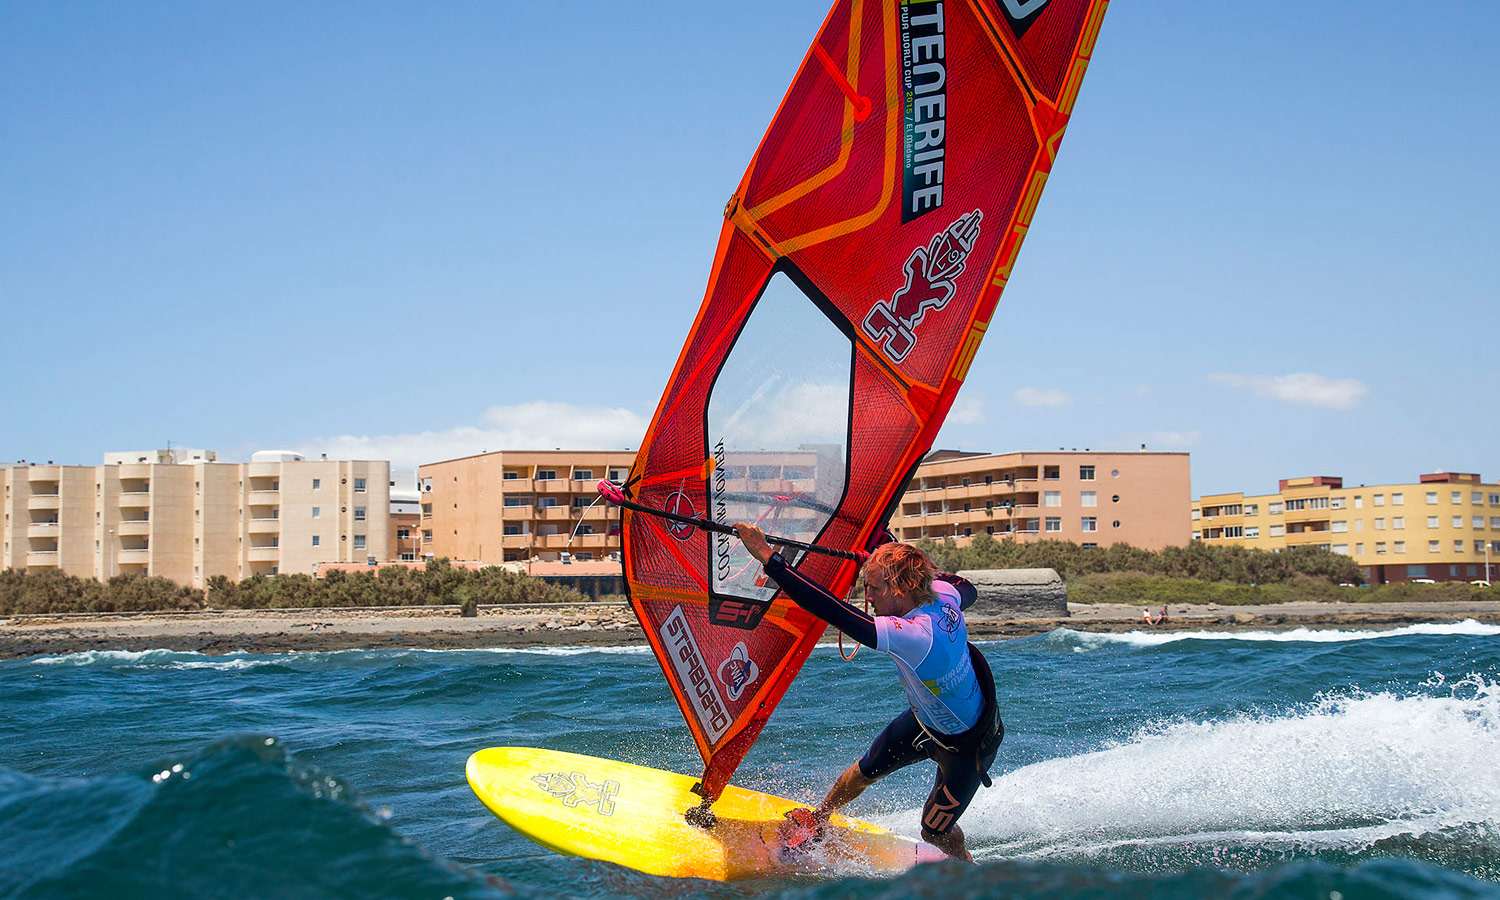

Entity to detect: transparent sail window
[706,272,852,602]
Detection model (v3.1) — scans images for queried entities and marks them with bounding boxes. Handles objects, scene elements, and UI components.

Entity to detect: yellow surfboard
[466,747,943,880]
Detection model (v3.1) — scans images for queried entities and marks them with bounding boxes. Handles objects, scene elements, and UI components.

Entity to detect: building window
[354,535,366,550]
[1394,517,1405,529]
[503,524,522,536]
[1491,494,1500,505]
[1044,492,1061,507]
[1331,497,1346,509]
[1043,465,1060,480]
[1354,496,1363,508]
[503,497,530,507]
[421,503,432,515]
[1376,542,1387,554]
[1392,493,1404,505]
[354,507,366,521]
[577,525,594,536]
[1333,545,1349,555]
[503,470,521,480]
[1081,517,1098,532]
[1224,525,1243,538]
[1332,521,1348,533]
[312,478,321,490]
[1374,494,1385,506]
[354,478,366,493]
[1045,517,1061,532]
[1355,543,1364,554]
[1082,543,1098,549]
[1354,520,1364,532]
[1244,504,1258,515]
[1270,525,1285,537]
[1426,492,1438,505]
[1394,541,1406,554]
[1452,491,1462,504]
[1492,517,1500,529]
[312,535,320,547]
[1080,491,1097,507]
[423,530,433,541]
[312,507,320,519]
[1474,492,1484,504]
[537,469,558,481]
[1079,465,1095,481]
[1455,540,1465,553]
[1453,516,1464,528]
[610,468,627,481]
[1269,502,1284,515]
[1246,526,1259,538]
[1375,518,1385,530]
[396,529,409,539]
[1429,540,1440,553]
[1427,517,1439,529]
[538,497,559,508]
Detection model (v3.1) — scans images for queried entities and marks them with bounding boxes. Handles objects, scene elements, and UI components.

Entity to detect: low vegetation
[0,560,588,616]
[914,534,1499,604]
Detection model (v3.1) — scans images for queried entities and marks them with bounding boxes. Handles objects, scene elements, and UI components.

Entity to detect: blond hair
[863,542,936,604]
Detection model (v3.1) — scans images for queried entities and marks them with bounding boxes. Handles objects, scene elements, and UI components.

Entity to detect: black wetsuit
[762,553,1003,838]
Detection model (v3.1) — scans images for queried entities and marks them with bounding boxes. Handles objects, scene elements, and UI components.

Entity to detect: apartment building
[890,450,1192,550]
[418,450,635,564]
[1,450,391,585]
[1193,472,1500,584]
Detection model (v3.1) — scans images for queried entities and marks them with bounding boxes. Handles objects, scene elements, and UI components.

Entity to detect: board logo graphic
[531,771,621,816]
[716,642,761,701]
[861,209,983,363]
[1000,0,1053,39]
[664,491,697,540]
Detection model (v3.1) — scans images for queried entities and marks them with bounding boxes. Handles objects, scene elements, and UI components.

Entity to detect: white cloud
[1013,386,1072,407]
[1209,372,1369,410]
[946,394,985,426]
[290,402,648,470]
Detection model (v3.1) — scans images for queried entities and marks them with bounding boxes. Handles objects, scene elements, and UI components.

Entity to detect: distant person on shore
[1142,607,1156,626]
[1157,605,1169,625]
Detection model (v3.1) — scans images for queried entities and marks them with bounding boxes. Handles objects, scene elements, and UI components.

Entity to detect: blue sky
[3,1,1496,497]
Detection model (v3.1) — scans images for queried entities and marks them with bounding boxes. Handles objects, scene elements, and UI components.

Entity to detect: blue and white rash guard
[762,553,983,736]
[874,585,983,735]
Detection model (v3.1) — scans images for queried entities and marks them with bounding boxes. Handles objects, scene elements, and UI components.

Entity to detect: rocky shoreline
[2,599,1497,659]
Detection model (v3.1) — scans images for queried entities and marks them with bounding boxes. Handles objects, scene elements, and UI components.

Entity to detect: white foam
[878,675,1500,859]
[1062,619,1500,648]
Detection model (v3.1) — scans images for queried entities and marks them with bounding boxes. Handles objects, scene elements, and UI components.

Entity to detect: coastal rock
[955,568,1068,619]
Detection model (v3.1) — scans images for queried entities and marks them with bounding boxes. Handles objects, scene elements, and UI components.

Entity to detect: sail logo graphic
[661,606,731,740]
[664,491,696,541]
[999,0,1053,38]
[900,1,951,222]
[861,209,983,363]
[531,771,620,817]
[716,642,761,701]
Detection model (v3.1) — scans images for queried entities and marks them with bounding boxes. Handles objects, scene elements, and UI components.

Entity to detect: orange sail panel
[623,0,1109,800]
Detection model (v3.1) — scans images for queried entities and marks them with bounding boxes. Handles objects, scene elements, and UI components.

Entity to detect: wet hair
[863,542,936,604]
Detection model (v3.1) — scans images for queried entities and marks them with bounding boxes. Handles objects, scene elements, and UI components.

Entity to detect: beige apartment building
[419,450,635,564]
[2,450,391,586]
[1193,472,1500,584]
[890,450,1192,550]
[418,447,1192,563]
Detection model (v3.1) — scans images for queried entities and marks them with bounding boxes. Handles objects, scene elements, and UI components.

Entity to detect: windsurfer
[734,524,1002,863]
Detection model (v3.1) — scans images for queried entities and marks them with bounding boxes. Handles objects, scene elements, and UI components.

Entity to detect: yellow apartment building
[890,450,1192,550]
[419,450,635,564]
[2,450,391,585]
[419,447,1193,563]
[1193,472,1500,584]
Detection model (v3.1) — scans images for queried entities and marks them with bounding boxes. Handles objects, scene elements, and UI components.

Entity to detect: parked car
[1473,580,1493,588]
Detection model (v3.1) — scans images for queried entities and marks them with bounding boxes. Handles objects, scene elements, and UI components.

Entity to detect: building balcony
[501,534,533,548]
[118,493,151,508]
[533,534,573,550]
[115,521,151,536]
[27,495,61,510]
[26,522,60,538]
[247,490,280,502]
[116,548,151,563]
[248,519,281,534]
[247,547,280,562]
[534,506,573,521]
[25,551,60,567]
[533,479,571,494]
[568,533,614,549]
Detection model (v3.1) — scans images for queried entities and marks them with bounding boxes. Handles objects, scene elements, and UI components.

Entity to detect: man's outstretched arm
[735,522,877,646]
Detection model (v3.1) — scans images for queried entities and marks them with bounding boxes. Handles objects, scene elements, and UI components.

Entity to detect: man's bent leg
[813,762,875,822]
[921,823,971,863]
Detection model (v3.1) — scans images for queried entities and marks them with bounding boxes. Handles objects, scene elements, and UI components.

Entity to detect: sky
[3,1,1496,498]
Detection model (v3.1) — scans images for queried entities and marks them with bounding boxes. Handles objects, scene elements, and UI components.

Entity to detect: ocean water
[3,622,1499,899]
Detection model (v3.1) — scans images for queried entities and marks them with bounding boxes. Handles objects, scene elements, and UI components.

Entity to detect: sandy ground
[2,598,1497,659]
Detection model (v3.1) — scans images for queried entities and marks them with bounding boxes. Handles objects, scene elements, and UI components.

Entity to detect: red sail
[622,0,1110,800]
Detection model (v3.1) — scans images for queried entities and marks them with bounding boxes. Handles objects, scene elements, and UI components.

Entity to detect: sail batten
[623,0,1109,801]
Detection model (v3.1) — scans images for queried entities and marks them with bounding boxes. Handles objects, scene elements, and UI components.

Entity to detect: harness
[912,643,1004,786]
